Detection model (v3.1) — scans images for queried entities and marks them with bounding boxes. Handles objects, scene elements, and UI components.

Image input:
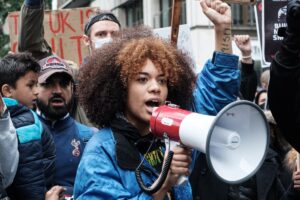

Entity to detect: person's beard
[36,94,71,120]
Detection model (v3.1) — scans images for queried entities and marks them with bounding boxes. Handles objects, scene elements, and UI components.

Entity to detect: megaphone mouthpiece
[211,126,241,150]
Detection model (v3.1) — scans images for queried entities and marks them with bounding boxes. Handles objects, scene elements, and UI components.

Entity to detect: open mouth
[145,99,160,108]
[50,98,65,106]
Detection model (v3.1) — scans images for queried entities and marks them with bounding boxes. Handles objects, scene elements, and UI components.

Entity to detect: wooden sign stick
[171,0,183,46]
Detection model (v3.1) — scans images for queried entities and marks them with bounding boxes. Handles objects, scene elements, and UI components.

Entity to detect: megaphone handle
[165,139,188,185]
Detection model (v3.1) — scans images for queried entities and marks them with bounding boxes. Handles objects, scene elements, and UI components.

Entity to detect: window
[124,0,144,27]
[232,4,256,28]
[155,0,186,28]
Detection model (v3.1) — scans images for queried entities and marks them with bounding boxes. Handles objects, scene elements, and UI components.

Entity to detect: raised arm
[234,35,257,101]
[192,0,240,115]
[18,0,52,60]
[200,0,232,54]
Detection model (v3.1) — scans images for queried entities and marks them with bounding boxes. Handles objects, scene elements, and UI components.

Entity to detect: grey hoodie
[0,115,19,188]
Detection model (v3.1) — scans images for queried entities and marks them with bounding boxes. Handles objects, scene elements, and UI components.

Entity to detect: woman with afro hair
[74,1,240,199]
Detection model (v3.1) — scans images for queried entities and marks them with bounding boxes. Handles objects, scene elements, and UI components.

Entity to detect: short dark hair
[0,52,40,93]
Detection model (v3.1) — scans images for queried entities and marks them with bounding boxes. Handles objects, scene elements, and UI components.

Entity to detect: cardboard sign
[154,24,198,71]
[262,0,288,63]
[8,7,96,65]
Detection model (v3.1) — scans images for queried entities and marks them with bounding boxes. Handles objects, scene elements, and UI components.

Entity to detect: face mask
[93,37,113,49]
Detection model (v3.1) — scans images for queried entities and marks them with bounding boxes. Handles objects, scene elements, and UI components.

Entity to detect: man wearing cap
[18,0,121,126]
[36,55,96,196]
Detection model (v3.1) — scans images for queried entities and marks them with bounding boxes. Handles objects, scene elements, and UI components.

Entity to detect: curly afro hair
[79,26,196,127]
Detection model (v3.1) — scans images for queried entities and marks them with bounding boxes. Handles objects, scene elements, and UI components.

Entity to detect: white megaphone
[150,100,269,184]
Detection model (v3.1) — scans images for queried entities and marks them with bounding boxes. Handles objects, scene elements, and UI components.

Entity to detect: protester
[234,35,258,101]
[255,88,268,110]
[18,0,120,127]
[254,68,270,110]
[0,94,18,199]
[36,55,97,196]
[74,0,240,199]
[189,1,244,200]
[75,10,121,126]
[18,0,98,195]
[0,52,56,200]
[82,10,121,53]
[268,0,300,152]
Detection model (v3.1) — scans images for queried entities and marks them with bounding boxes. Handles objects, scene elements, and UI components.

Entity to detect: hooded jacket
[0,113,18,199]
[74,52,240,199]
[4,98,55,200]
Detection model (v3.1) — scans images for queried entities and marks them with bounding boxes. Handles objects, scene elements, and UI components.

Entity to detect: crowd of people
[0,0,299,199]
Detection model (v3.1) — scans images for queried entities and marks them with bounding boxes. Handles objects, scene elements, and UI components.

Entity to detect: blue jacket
[39,115,96,194]
[74,52,240,199]
[4,98,55,200]
[192,52,239,115]
[75,128,193,200]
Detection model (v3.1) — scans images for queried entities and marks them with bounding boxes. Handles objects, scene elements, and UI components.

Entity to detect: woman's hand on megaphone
[293,170,300,189]
[153,146,192,199]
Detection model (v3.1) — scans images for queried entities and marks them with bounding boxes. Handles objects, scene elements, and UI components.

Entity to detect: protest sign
[262,0,288,63]
[8,7,96,65]
[154,24,198,71]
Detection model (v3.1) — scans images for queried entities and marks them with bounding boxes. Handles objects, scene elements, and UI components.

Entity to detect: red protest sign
[8,7,96,65]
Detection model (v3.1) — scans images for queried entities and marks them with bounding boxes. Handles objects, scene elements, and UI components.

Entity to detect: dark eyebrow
[138,72,165,77]
[96,31,108,34]
[138,72,149,76]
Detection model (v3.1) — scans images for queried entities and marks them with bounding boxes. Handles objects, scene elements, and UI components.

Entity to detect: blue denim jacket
[74,52,239,199]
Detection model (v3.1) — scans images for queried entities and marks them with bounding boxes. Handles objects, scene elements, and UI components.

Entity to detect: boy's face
[10,71,39,109]
[125,59,168,135]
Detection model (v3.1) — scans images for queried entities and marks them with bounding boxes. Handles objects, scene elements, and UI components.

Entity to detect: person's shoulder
[82,128,115,155]
[75,121,98,133]
[4,98,34,127]
[75,121,98,140]
[4,99,43,144]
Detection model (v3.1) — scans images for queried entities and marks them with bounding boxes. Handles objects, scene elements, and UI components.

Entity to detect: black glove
[282,0,300,54]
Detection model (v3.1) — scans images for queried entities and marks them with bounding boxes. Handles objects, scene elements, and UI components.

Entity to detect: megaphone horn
[150,100,269,184]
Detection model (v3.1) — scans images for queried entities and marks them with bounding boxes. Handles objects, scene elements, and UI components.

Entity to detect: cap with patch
[38,56,74,84]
